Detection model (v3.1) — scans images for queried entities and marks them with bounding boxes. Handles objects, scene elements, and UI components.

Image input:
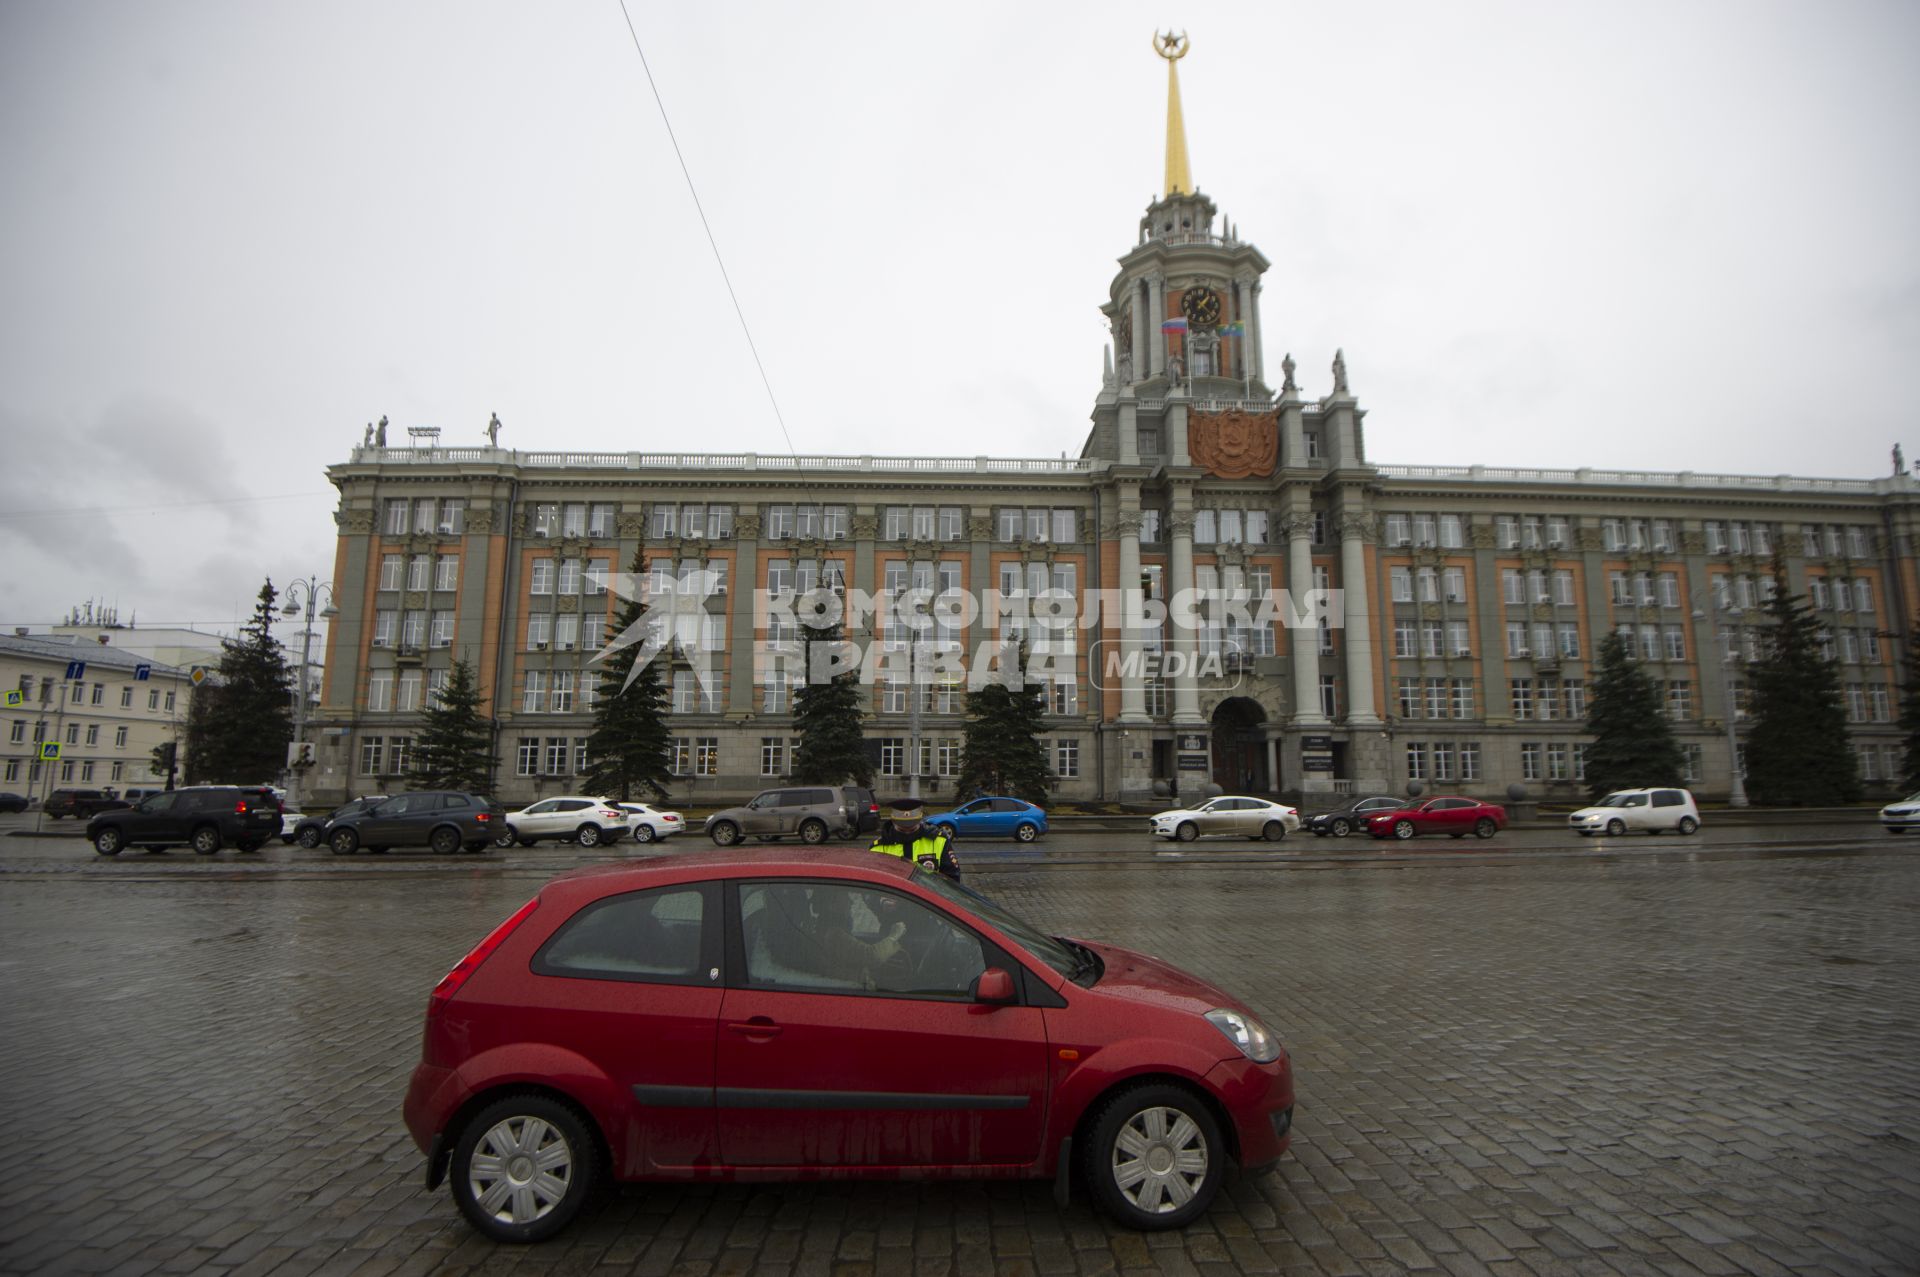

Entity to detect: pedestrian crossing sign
[38,742,61,761]
[3,689,20,708]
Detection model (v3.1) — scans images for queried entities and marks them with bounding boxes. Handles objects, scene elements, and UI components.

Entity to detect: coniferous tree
[1899,625,1920,792]
[412,657,495,793]
[1582,629,1685,801]
[183,581,293,784]
[955,644,1052,804]
[1745,557,1859,805]
[791,619,874,787]
[583,545,675,802]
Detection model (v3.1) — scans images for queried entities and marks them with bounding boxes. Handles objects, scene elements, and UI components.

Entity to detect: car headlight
[1204,1008,1282,1063]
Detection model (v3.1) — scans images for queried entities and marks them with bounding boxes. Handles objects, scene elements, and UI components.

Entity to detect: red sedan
[403,850,1294,1242]
[1365,796,1506,841]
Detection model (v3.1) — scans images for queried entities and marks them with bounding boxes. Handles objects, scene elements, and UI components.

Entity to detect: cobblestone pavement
[1,840,1915,1276]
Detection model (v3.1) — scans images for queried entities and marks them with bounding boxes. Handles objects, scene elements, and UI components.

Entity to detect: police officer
[869,797,961,882]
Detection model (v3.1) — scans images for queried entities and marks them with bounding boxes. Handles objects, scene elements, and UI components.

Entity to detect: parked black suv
[841,785,880,838]
[88,786,282,855]
[46,788,130,820]
[285,795,387,848]
[324,790,500,856]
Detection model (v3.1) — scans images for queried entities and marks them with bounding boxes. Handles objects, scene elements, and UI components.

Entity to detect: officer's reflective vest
[870,831,949,874]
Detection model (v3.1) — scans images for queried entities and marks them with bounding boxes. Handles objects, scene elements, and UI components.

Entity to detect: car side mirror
[972,967,1017,1005]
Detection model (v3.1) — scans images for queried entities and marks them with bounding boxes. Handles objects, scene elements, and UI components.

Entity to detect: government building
[311,44,1916,811]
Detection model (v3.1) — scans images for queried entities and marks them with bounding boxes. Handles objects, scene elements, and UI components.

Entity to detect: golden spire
[1155,30,1192,197]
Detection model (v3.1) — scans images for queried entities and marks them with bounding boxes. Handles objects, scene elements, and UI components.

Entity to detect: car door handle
[726,1018,783,1039]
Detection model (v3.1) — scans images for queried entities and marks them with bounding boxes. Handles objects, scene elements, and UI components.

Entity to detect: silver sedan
[1151,796,1300,843]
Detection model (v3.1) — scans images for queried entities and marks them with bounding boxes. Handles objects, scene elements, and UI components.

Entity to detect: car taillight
[428,897,539,1018]
[475,812,491,822]
[235,801,249,814]
[600,809,622,819]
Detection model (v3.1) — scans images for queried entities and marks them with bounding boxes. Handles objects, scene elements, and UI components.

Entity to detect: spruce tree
[183,581,293,784]
[1899,626,1920,792]
[791,620,874,787]
[955,644,1053,805]
[1582,629,1684,801]
[412,657,495,793]
[583,545,675,802]
[1745,558,1859,805]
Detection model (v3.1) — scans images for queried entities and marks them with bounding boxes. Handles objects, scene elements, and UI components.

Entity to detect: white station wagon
[1568,788,1701,836]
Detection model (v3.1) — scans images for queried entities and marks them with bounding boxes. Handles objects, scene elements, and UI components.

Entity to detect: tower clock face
[1181,286,1222,329]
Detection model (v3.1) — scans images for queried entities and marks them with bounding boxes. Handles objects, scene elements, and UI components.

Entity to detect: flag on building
[1220,322,1245,335]
[1161,317,1188,333]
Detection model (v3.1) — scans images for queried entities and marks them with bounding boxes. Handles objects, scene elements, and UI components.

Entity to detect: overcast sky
[2,1,1916,641]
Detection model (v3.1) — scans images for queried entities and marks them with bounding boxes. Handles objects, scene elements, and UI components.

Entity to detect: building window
[1319,675,1338,719]
[1055,739,1080,779]
[1405,742,1427,781]
[367,672,393,713]
[360,737,386,775]
[434,557,459,592]
[760,738,789,777]
[529,559,554,595]
[552,672,575,713]
[1510,679,1534,720]
[879,738,905,776]
[372,611,397,647]
[516,737,540,776]
[543,737,570,775]
[396,671,422,712]
[523,671,546,714]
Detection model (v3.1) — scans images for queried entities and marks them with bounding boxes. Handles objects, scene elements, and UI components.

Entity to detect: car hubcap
[1112,1106,1207,1214]
[468,1116,572,1226]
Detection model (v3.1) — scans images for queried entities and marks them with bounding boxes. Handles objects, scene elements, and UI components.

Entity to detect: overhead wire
[615,0,797,457]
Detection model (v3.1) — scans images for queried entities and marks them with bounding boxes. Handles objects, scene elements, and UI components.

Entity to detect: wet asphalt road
[1,816,1915,1275]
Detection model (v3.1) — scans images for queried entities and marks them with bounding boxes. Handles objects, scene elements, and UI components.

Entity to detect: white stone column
[1248,279,1264,383]
[1169,501,1202,724]
[1149,276,1166,378]
[1235,279,1252,381]
[1339,516,1379,723]
[1289,513,1327,725]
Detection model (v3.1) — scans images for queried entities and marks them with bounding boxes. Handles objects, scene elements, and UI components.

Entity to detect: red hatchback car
[1365,796,1506,841]
[403,850,1294,1242]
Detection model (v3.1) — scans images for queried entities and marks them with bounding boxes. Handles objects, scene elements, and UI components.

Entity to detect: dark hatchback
[326,791,500,856]
[1304,796,1406,838]
[286,795,387,847]
[89,786,282,855]
[46,788,130,820]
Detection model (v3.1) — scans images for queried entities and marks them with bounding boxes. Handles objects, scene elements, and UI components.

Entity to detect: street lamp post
[1693,599,1750,808]
[281,578,337,811]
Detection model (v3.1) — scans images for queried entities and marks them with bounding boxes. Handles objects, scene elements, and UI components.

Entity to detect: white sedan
[1151,796,1300,843]
[618,802,686,844]
[1880,792,1920,833]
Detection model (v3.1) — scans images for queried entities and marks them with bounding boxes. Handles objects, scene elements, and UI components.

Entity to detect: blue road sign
[134,664,152,681]
[65,661,86,681]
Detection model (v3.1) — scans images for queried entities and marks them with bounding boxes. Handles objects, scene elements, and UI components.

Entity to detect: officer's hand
[870,921,907,962]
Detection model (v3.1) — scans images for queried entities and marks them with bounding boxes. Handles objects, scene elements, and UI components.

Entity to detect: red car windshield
[913,870,1084,984]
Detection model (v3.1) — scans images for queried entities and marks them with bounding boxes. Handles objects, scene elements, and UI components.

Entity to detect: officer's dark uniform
[869,799,961,882]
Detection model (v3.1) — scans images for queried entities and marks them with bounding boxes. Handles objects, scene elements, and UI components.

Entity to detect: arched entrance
[1211,697,1269,794]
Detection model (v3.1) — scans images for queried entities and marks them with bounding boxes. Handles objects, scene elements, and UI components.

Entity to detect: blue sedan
[926,797,1049,842]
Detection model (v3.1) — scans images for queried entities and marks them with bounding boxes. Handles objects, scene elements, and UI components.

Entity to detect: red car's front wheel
[1393,820,1416,840]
